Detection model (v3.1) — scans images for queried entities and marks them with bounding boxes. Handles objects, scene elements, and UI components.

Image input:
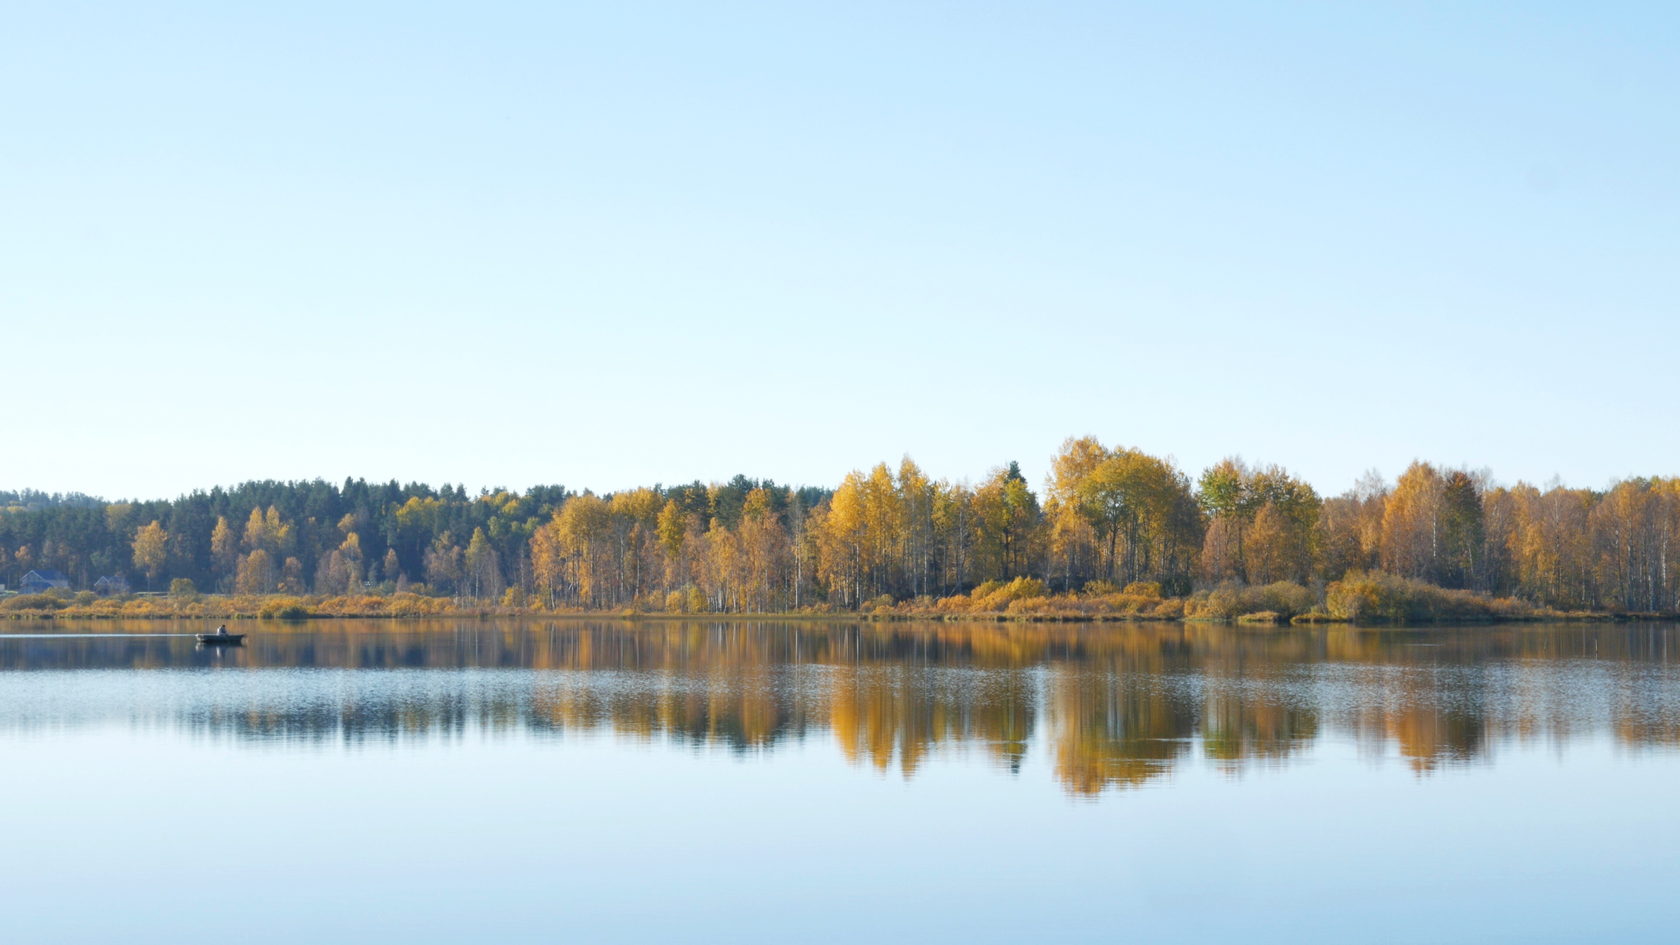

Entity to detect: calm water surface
[2,619,1677,944]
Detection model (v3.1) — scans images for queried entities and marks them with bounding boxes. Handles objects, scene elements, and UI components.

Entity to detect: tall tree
[1439,470,1486,590]
[1381,462,1445,582]
[131,520,168,590]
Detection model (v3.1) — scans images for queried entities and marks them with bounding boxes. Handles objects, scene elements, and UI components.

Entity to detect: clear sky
[3,1,1675,501]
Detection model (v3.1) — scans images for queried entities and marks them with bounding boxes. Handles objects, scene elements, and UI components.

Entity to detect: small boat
[196,633,247,645]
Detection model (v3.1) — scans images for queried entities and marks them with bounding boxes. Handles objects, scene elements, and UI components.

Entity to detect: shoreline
[3,604,1673,627]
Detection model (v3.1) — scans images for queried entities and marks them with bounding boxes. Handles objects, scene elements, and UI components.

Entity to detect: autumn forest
[4,437,1679,620]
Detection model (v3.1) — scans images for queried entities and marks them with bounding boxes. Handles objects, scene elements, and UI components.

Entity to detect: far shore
[2,590,1673,627]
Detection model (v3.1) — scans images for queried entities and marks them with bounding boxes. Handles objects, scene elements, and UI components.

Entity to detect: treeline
[3,437,1679,614]
[0,490,103,513]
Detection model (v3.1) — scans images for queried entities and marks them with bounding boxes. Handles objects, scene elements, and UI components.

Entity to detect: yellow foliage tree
[130,520,168,589]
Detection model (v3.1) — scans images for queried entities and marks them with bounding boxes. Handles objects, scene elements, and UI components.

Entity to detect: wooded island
[3,438,1677,622]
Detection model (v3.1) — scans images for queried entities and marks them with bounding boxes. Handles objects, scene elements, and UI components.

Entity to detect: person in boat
[216,624,228,636]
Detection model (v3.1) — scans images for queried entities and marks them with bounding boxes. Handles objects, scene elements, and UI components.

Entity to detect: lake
[2,618,1677,944]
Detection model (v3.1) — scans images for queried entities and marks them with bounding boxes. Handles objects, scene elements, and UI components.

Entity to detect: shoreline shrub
[1188,581,1315,621]
[0,594,67,612]
[258,596,311,620]
[1326,571,1534,623]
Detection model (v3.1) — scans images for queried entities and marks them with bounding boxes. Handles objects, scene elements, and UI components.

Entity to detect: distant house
[94,575,131,596]
[20,569,70,593]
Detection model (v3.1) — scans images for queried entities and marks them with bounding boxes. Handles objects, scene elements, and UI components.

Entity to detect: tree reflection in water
[0,619,1676,795]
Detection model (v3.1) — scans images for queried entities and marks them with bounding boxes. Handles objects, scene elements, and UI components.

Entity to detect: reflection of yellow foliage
[1047,668,1191,795]
[12,617,1678,794]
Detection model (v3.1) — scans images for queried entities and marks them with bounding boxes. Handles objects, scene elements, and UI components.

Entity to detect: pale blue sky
[3,2,1675,501]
